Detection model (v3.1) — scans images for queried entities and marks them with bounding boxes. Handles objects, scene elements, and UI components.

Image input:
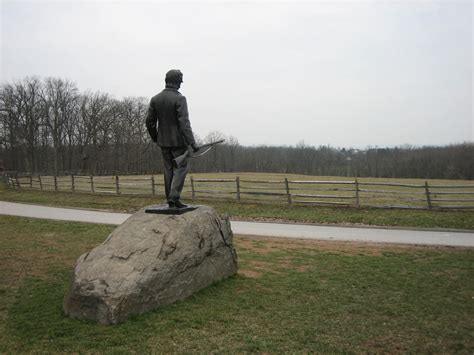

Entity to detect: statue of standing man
[146,69,198,208]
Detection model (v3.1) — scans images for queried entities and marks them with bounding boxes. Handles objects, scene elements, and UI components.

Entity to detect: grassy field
[1,180,474,230]
[13,172,474,210]
[0,215,473,353]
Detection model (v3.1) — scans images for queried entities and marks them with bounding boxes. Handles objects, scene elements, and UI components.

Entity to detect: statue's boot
[168,199,188,209]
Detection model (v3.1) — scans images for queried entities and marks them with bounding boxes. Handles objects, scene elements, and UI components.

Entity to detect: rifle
[173,139,225,167]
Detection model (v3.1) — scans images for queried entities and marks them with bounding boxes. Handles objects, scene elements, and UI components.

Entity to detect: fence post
[39,175,43,191]
[354,178,360,208]
[191,177,195,201]
[285,178,292,204]
[54,175,58,191]
[90,175,94,193]
[151,175,156,196]
[424,181,432,209]
[29,174,33,188]
[115,175,120,195]
[235,176,240,202]
[71,174,75,192]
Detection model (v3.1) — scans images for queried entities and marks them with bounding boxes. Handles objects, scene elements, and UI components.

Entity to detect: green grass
[1,183,474,230]
[0,215,473,353]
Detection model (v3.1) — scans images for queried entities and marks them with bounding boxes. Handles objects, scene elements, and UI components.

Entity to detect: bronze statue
[146,69,198,208]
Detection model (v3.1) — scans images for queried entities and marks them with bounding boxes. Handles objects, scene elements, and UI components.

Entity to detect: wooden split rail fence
[4,173,474,210]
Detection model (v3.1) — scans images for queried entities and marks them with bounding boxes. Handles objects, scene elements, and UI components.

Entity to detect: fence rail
[3,172,474,210]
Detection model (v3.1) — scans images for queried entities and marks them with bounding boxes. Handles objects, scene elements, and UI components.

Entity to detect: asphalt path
[1,201,473,248]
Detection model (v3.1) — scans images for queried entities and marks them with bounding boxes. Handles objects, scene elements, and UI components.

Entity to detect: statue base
[145,204,199,215]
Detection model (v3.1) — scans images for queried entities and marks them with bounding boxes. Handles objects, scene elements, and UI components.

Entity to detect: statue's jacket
[146,88,196,148]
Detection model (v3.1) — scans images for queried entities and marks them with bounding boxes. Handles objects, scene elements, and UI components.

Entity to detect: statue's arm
[145,99,158,142]
[176,95,196,146]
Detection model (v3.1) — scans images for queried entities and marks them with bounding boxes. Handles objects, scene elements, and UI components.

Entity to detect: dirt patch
[238,269,262,279]
[248,260,272,269]
[296,264,311,272]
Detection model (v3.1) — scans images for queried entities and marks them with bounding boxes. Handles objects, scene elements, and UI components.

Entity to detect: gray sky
[1,0,472,148]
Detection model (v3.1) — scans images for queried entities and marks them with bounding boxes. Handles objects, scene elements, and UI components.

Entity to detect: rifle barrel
[198,139,225,149]
[172,139,225,167]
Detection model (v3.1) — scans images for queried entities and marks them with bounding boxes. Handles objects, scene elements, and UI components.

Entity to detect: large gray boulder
[63,205,238,324]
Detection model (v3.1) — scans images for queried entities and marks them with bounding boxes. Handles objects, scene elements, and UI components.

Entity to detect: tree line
[1,77,472,180]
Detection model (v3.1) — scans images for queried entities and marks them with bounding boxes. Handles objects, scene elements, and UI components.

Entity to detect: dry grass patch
[234,235,462,257]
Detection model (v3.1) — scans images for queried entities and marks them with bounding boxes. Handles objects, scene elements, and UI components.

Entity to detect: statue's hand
[191,143,199,153]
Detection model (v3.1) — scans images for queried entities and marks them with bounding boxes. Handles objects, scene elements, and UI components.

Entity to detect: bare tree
[41,78,79,173]
[0,78,44,172]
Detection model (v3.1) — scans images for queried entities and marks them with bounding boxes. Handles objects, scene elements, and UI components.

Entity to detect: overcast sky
[1,0,472,148]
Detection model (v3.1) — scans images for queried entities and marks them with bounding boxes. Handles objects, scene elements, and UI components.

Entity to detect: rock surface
[63,205,238,324]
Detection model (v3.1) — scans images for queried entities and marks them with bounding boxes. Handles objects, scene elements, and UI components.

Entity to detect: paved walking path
[1,201,473,247]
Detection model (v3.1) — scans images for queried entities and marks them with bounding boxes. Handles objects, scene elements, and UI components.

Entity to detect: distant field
[12,172,474,210]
